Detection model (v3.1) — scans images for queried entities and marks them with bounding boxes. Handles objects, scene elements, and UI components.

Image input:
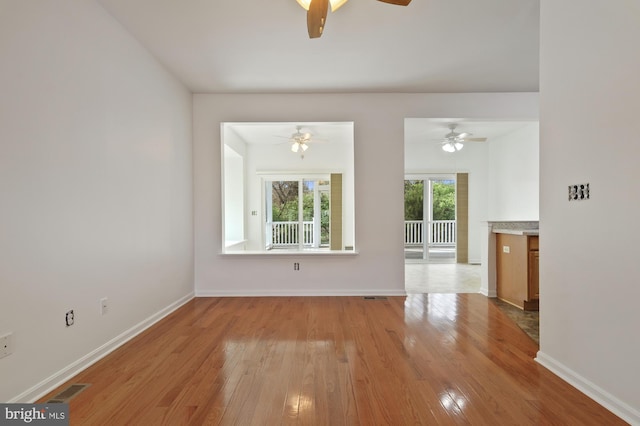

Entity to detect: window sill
[220,249,359,257]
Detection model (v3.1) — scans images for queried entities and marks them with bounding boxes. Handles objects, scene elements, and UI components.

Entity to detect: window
[221,122,355,253]
[266,179,330,250]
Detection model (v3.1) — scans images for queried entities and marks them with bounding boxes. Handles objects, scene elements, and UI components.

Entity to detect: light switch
[503,246,510,254]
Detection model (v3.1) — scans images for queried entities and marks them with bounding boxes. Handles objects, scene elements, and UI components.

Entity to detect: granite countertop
[489,221,539,236]
[492,228,539,236]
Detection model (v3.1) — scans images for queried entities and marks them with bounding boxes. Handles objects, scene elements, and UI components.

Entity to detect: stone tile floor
[491,299,540,344]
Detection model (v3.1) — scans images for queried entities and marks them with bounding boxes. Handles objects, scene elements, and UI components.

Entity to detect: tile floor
[405,262,481,294]
[405,261,539,344]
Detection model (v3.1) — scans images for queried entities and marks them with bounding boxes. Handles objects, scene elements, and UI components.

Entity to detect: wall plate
[0,333,13,358]
[569,183,590,201]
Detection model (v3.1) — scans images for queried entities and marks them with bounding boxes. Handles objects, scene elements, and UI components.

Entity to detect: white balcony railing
[269,220,454,248]
[405,220,456,246]
[270,221,315,246]
[405,220,424,245]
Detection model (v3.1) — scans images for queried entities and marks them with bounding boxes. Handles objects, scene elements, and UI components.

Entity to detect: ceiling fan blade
[456,132,471,139]
[462,137,487,142]
[307,0,328,39]
[377,0,412,5]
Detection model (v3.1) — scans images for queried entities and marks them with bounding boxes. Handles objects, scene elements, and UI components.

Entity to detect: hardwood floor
[39,295,625,425]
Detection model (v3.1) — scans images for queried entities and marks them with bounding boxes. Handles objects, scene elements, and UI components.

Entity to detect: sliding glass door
[404,175,457,262]
[265,179,330,250]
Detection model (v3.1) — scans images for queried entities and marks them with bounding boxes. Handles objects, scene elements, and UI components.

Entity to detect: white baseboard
[10,292,194,403]
[535,351,640,425]
[479,288,497,298]
[195,289,407,297]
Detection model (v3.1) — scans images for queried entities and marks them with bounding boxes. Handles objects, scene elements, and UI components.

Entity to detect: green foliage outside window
[404,180,455,221]
[404,180,424,220]
[272,181,330,245]
[272,181,299,221]
[432,181,455,220]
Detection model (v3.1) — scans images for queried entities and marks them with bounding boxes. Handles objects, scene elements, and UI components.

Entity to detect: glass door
[266,178,330,250]
[404,175,456,262]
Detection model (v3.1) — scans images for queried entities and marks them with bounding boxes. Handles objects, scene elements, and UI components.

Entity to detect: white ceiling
[96,0,540,94]
[227,122,354,146]
[96,0,539,146]
[405,118,536,145]
[225,119,535,153]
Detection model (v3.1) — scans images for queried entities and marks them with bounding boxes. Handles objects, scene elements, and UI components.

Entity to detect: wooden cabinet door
[496,233,528,308]
[528,250,539,300]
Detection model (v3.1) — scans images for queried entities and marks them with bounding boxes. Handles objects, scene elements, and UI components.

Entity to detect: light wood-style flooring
[40,295,624,425]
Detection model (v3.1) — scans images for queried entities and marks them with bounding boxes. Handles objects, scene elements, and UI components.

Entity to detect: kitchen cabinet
[496,232,539,311]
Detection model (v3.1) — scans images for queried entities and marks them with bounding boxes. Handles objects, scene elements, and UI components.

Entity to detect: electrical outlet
[100,298,108,315]
[65,310,74,327]
[0,333,13,359]
[294,262,300,271]
[503,246,510,254]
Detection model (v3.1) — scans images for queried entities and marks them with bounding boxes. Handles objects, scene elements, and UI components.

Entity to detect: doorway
[404,175,457,263]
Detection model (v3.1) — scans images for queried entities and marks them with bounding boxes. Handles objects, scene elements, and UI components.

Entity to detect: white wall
[222,127,248,246]
[194,93,537,296]
[223,152,244,242]
[223,146,245,243]
[487,123,539,220]
[0,1,193,402]
[538,1,640,423]
[404,125,490,263]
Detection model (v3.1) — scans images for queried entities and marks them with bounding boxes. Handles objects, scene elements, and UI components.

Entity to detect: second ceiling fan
[289,125,312,155]
[440,124,487,153]
[299,0,412,39]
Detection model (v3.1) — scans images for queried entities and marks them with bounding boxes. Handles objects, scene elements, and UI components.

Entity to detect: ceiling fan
[440,124,487,153]
[299,0,412,39]
[282,125,313,158]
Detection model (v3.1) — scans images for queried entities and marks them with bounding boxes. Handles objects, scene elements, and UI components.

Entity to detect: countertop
[492,228,539,236]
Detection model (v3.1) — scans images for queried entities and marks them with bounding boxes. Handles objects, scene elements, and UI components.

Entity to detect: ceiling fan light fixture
[296,0,348,12]
[442,141,463,152]
[303,0,409,38]
[442,143,455,153]
[291,141,309,153]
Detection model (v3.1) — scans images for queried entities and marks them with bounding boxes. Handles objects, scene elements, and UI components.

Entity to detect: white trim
[9,292,195,403]
[195,289,407,297]
[535,351,640,425]
[479,288,497,298]
[219,250,358,256]
[404,171,470,179]
[256,171,335,179]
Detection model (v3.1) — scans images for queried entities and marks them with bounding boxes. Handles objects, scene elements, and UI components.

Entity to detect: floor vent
[363,296,388,300]
[45,383,90,403]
